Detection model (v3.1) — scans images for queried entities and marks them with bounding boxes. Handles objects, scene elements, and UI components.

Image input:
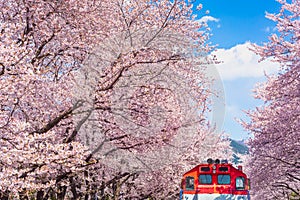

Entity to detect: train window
[217,175,231,184]
[236,177,245,190]
[185,176,194,190]
[199,174,212,184]
[201,167,210,172]
[219,167,228,172]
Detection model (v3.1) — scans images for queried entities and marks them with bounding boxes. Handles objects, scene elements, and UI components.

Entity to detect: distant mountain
[230,139,249,154]
[229,139,249,165]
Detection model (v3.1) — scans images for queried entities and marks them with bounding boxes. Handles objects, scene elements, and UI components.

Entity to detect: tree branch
[145,0,177,47]
[64,108,93,143]
[31,101,83,135]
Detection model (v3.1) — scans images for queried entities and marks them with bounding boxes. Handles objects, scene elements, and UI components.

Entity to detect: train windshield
[217,174,231,184]
[199,174,212,184]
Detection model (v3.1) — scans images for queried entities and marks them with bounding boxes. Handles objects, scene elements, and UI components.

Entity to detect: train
[180,158,250,200]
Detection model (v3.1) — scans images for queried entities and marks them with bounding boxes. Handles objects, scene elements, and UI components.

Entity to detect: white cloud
[226,104,240,115]
[213,42,281,80]
[198,16,220,24]
[264,26,271,32]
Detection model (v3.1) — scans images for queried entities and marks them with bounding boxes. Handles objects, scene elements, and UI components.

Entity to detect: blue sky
[194,0,282,140]
[196,0,281,48]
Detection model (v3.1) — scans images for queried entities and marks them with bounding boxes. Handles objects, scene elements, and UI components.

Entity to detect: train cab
[180,159,250,200]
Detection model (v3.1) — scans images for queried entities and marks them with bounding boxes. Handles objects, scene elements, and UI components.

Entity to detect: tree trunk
[57,186,67,200]
[70,176,78,200]
[112,180,121,200]
[37,191,44,200]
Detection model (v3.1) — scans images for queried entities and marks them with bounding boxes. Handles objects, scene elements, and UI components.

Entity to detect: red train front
[180,159,250,200]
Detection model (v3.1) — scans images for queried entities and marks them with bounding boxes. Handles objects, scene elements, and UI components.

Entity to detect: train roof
[183,159,246,176]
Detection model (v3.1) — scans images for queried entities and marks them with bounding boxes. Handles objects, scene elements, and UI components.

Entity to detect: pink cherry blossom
[244,0,300,199]
[0,0,230,198]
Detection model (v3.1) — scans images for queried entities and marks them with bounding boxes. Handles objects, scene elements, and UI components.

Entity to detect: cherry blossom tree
[0,0,229,199]
[244,0,300,199]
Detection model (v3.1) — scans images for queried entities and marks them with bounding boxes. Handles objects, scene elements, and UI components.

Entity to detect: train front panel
[181,159,250,200]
